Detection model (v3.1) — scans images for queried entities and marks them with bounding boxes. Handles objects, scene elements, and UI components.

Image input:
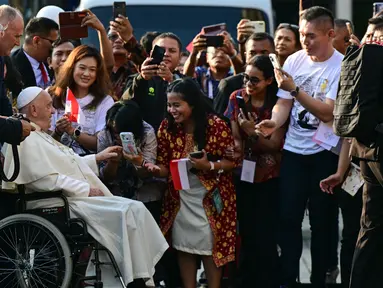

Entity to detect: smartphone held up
[120,132,138,155]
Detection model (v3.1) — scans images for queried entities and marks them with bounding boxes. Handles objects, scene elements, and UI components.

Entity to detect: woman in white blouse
[49,45,114,155]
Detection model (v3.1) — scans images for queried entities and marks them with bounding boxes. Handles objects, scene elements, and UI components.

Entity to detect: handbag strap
[0,144,20,182]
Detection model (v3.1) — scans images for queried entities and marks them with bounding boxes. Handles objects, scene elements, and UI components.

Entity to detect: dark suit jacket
[0,117,22,145]
[213,73,244,115]
[10,48,52,96]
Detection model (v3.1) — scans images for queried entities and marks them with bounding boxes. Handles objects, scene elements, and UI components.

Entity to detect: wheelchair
[0,184,127,288]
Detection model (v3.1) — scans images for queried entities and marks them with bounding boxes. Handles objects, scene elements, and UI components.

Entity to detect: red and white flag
[170,159,190,190]
[65,87,83,123]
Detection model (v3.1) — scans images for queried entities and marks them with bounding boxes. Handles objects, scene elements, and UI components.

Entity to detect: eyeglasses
[243,74,263,85]
[38,36,56,45]
[108,34,119,41]
[277,23,299,31]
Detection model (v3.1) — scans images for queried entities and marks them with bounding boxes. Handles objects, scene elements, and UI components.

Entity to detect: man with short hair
[11,17,59,92]
[0,5,34,142]
[333,19,353,55]
[183,32,233,100]
[213,32,275,114]
[257,7,342,287]
[123,32,183,131]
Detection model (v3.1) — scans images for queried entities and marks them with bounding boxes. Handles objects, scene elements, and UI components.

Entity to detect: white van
[77,0,274,49]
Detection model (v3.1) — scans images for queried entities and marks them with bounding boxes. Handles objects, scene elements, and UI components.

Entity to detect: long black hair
[105,101,144,143]
[166,77,216,150]
[246,55,278,110]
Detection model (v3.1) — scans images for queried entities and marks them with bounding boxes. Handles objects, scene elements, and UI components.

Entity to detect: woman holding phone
[96,101,163,218]
[50,45,115,155]
[146,78,237,288]
[224,55,285,288]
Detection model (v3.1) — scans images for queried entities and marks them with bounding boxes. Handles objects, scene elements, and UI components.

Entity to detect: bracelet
[141,159,147,167]
[209,161,215,171]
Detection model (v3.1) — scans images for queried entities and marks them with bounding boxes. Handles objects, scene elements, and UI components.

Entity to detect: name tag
[241,159,256,183]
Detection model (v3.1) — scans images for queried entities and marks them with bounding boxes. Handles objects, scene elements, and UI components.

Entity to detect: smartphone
[249,21,266,33]
[346,22,353,36]
[120,132,138,155]
[59,12,88,40]
[269,53,282,69]
[300,0,314,10]
[113,2,126,19]
[373,2,383,16]
[236,95,249,119]
[205,36,224,47]
[150,45,165,65]
[190,151,204,159]
[202,23,226,36]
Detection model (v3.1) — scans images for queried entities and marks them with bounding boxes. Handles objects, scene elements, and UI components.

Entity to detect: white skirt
[172,172,213,255]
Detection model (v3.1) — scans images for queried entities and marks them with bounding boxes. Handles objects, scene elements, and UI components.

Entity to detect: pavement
[196,210,343,286]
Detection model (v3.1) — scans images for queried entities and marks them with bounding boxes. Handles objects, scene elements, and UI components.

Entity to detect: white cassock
[1,127,168,286]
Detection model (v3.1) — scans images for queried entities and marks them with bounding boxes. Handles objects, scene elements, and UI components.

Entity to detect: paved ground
[196,211,343,286]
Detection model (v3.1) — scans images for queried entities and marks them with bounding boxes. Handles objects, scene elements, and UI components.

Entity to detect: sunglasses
[38,36,56,45]
[108,34,119,41]
[277,23,299,30]
[243,74,263,85]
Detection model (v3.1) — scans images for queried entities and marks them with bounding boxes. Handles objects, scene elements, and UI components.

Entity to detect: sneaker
[325,266,339,284]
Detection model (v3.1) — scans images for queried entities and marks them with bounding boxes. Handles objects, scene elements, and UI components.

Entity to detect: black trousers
[235,176,279,288]
[278,150,338,288]
[350,160,383,288]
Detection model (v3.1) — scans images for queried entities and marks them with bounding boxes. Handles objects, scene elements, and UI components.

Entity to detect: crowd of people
[0,2,382,288]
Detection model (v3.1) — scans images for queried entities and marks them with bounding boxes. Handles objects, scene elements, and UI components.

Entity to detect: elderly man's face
[0,14,24,56]
[27,91,55,131]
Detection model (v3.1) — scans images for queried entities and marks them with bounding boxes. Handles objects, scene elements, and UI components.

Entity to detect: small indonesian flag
[170,159,190,190]
[65,87,83,123]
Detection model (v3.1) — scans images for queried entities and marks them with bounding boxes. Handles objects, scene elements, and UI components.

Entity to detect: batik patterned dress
[157,114,237,267]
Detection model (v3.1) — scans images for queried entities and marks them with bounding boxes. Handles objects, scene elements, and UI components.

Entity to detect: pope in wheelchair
[0,87,169,287]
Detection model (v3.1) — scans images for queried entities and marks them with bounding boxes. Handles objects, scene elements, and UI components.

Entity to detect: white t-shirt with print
[51,94,115,154]
[277,49,343,155]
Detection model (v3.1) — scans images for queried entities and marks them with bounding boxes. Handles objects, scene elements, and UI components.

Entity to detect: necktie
[39,62,48,86]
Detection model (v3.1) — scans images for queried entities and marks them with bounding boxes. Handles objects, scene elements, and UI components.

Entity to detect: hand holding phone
[269,53,282,69]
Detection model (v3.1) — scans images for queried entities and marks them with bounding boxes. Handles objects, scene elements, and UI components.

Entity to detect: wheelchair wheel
[0,214,72,288]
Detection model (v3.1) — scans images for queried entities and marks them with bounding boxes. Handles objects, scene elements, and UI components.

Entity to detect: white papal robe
[1,128,168,286]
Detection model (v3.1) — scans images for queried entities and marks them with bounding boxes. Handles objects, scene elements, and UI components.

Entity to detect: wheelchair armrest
[17,191,70,225]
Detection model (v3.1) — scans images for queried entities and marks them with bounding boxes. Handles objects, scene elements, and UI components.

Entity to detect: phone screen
[113,2,126,18]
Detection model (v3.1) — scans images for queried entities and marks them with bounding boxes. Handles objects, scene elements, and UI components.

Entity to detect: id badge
[212,188,223,214]
[241,159,256,183]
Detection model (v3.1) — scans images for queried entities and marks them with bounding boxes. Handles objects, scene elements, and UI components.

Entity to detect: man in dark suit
[11,17,58,96]
[213,33,275,115]
[0,5,35,143]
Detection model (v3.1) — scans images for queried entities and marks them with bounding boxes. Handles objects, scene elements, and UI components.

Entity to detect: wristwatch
[72,127,81,140]
[290,86,300,98]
